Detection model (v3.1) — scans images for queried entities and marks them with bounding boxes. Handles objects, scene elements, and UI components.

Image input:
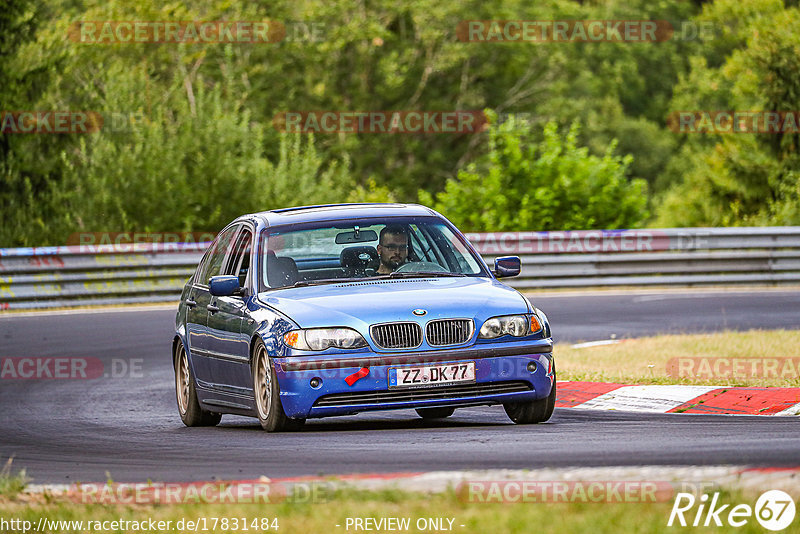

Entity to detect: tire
[252,340,304,432]
[503,366,557,424]
[415,407,455,419]
[175,342,221,427]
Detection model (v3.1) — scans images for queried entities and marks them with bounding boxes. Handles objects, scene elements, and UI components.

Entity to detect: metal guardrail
[467,227,800,289]
[1,227,799,310]
[0,244,206,310]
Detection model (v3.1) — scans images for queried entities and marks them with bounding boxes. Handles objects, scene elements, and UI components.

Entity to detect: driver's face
[377,233,408,272]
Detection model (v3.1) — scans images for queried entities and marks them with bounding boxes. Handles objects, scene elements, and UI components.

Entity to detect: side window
[196,225,239,285]
[224,229,252,288]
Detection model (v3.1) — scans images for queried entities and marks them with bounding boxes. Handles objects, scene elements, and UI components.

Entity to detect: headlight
[479,318,504,338]
[283,328,367,351]
[479,314,541,339]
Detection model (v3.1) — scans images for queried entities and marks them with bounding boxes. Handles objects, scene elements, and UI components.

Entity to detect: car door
[204,225,254,393]
[187,224,240,386]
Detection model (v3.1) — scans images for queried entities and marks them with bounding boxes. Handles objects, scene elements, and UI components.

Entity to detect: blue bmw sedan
[173,203,555,431]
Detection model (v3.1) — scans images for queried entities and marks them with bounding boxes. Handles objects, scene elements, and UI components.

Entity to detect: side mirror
[209,275,241,297]
[493,256,521,278]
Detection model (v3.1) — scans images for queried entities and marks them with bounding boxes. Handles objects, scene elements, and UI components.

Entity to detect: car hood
[256,277,529,332]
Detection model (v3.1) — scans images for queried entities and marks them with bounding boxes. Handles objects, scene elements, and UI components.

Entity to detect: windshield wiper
[290,277,367,287]
[380,271,467,278]
[269,272,466,290]
[264,277,364,290]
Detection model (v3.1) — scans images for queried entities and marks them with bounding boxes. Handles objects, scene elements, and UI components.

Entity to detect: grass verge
[0,458,28,499]
[557,329,800,387]
[0,487,783,534]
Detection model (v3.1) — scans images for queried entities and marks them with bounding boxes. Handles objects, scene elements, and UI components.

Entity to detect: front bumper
[273,340,554,419]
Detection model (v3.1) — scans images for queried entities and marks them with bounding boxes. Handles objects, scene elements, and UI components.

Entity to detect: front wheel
[503,371,556,424]
[175,342,221,427]
[253,341,304,432]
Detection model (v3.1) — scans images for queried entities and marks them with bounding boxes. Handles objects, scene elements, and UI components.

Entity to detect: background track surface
[1,290,798,483]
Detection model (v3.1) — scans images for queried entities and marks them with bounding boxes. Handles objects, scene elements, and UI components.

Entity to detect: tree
[655,0,800,227]
[421,112,648,231]
[0,0,68,246]
[57,65,353,238]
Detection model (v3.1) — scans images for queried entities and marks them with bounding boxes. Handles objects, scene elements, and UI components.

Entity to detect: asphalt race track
[1,289,798,483]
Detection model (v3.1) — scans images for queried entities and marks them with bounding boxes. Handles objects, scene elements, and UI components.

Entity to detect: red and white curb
[556,381,800,415]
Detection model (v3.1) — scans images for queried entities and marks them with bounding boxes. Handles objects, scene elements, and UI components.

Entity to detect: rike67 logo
[668,490,796,531]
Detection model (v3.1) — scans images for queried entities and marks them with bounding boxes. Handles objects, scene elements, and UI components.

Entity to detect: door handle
[207,304,219,313]
[185,298,197,308]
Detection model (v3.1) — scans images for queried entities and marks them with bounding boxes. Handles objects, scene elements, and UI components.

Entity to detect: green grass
[2,487,792,534]
[0,458,28,499]
[558,329,800,387]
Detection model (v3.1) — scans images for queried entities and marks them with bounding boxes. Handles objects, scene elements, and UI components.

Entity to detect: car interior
[260,221,483,290]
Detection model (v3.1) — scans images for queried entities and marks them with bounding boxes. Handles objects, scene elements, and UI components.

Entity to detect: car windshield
[260,217,486,290]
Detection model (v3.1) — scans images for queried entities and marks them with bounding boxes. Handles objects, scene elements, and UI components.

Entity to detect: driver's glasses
[383,244,408,251]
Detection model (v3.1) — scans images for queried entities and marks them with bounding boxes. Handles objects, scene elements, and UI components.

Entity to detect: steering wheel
[395,261,449,273]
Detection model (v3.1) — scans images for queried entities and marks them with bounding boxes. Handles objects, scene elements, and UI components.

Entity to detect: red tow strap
[345,367,370,386]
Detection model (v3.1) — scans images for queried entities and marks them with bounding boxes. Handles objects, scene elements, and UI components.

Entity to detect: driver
[376,225,409,274]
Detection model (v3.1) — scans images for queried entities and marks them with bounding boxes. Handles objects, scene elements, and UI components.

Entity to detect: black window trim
[253,215,491,292]
[224,225,255,294]
[193,223,243,289]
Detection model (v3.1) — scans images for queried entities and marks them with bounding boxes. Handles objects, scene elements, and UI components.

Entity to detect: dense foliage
[1,0,798,246]
[422,114,648,231]
[654,0,800,227]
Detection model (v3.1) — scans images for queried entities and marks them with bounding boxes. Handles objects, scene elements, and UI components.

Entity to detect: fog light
[310,377,322,388]
[527,361,537,373]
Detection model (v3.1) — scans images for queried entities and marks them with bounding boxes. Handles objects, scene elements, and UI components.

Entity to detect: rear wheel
[253,341,304,432]
[175,342,221,427]
[415,407,455,419]
[503,366,557,424]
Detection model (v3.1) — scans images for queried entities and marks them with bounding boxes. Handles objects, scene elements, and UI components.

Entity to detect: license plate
[388,361,475,388]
